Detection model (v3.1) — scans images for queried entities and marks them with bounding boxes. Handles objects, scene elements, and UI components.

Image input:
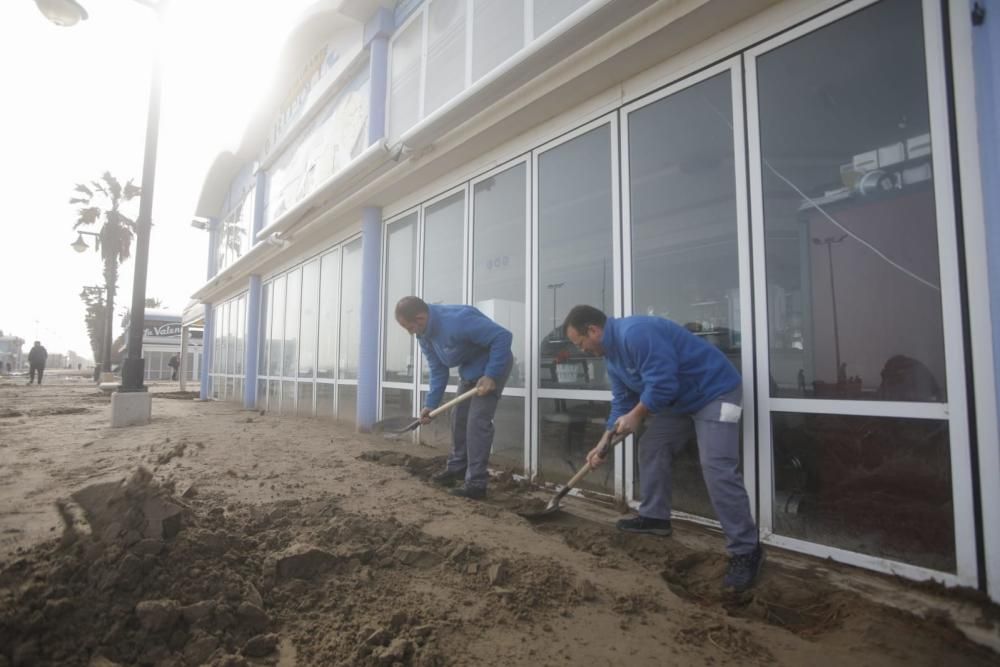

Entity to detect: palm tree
[70,172,140,375]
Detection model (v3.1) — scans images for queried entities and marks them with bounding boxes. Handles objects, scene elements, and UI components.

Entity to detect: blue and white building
[187,0,1000,602]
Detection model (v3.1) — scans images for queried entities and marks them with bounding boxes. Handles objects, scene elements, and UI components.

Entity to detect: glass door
[746,0,975,584]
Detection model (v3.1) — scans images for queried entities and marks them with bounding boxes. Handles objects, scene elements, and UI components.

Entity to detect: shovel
[519,431,628,520]
[373,387,479,436]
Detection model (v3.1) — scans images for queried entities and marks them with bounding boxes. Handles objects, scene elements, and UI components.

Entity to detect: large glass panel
[389,15,423,139]
[383,216,417,382]
[257,379,267,409]
[772,412,954,571]
[537,398,611,492]
[492,396,525,473]
[425,0,466,116]
[382,388,413,423]
[472,0,523,82]
[281,380,296,414]
[298,382,314,416]
[226,301,235,375]
[418,388,457,451]
[317,250,340,379]
[757,0,944,400]
[299,260,320,379]
[316,382,336,419]
[473,164,527,388]
[422,191,465,383]
[340,239,363,380]
[259,282,270,375]
[235,297,245,377]
[338,384,358,424]
[268,276,285,377]
[267,379,279,411]
[283,269,302,379]
[537,126,613,390]
[533,0,588,38]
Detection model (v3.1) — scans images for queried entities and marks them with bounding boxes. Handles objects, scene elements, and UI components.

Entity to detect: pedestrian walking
[27,341,48,385]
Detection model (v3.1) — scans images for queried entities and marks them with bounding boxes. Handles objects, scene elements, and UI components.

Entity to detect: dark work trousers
[637,386,758,555]
[29,365,44,384]
[446,355,514,490]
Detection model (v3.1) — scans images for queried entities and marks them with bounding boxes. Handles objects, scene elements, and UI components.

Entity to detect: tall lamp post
[38,0,166,397]
[812,234,848,384]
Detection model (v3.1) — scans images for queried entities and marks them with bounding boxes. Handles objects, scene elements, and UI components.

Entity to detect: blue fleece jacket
[602,316,740,429]
[418,304,513,409]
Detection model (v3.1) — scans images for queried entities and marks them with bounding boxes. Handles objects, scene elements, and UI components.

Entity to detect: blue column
[200,304,213,400]
[357,206,383,431]
[244,274,262,409]
[365,7,392,144]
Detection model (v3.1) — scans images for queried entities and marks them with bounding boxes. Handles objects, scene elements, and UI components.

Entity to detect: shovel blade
[372,416,421,435]
[517,496,563,520]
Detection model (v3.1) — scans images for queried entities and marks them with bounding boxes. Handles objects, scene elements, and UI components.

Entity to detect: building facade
[190,0,1000,601]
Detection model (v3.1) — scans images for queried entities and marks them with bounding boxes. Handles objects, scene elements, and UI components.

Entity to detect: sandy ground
[1,373,998,666]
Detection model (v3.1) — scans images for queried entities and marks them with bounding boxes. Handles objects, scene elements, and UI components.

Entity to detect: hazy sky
[0,0,314,360]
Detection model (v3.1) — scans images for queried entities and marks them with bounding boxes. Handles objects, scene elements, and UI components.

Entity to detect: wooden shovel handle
[558,432,629,497]
[427,387,479,419]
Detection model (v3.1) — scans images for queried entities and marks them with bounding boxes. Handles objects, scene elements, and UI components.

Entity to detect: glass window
[316,382,336,418]
[298,382,314,416]
[533,0,588,38]
[425,0,467,116]
[283,269,302,378]
[340,239,363,380]
[772,412,954,571]
[382,387,413,422]
[537,398,610,492]
[491,396,525,473]
[473,163,526,388]
[389,16,423,139]
[235,296,245,377]
[339,384,358,424]
[383,215,417,382]
[756,0,944,401]
[268,276,285,377]
[257,379,267,409]
[537,125,614,390]
[317,251,340,379]
[472,0,523,82]
[259,282,271,375]
[281,380,296,414]
[299,260,320,378]
[422,191,465,384]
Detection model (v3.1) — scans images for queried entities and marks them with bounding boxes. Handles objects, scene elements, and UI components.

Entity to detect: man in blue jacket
[395,296,514,499]
[563,305,763,592]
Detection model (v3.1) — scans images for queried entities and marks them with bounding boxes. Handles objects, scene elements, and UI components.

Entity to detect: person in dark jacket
[395,296,513,499]
[27,341,48,385]
[168,354,180,381]
[563,305,763,592]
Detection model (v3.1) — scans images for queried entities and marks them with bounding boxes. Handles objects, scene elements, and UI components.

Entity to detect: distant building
[119,309,203,382]
[0,335,24,372]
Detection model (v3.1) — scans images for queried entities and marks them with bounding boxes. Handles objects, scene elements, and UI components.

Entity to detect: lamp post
[39,0,166,395]
[812,234,848,384]
[73,229,114,376]
[546,282,564,336]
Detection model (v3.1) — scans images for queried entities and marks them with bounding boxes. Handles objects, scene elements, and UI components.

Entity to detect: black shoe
[449,485,486,500]
[723,544,765,592]
[615,516,672,536]
[431,468,465,487]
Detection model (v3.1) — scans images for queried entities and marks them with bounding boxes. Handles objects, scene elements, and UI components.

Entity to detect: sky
[0,0,316,361]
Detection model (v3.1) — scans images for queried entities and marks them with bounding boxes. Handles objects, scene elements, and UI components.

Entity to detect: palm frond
[69,197,89,205]
[75,207,101,227]
[74,183,93,197]
[123,179,141,201]
[91,180,108,197]
[102,172,122,202]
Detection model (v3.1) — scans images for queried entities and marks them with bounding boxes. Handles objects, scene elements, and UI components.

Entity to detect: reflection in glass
[283,269,301,379]
[259,283,270,373]
[340,239,363,379]
[772,412,954,571]
[756,0,944,400]
[297,382,314,417]
[339,384,358,424]
[281,380,295,414]
[317,251,340,379]
[537,126,613,390]
[472,0,523,82]
[389,16,422,139]
[383,216,417,381]
[537,398,611,493]
[268,276,285,377]
[316,382,335,418]
[299,261,320,378]
[382,388,413,423]
[425,0,466,116]
[473,164,526,388]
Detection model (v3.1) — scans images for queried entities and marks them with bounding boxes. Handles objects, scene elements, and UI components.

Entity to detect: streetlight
[812,234,848,385]
[72,231,115,377]
[546,282,564,337]
[39,0,166,398]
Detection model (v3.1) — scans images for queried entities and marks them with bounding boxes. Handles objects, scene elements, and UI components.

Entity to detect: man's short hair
[563,305,607,336]
[395,296,429,321]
